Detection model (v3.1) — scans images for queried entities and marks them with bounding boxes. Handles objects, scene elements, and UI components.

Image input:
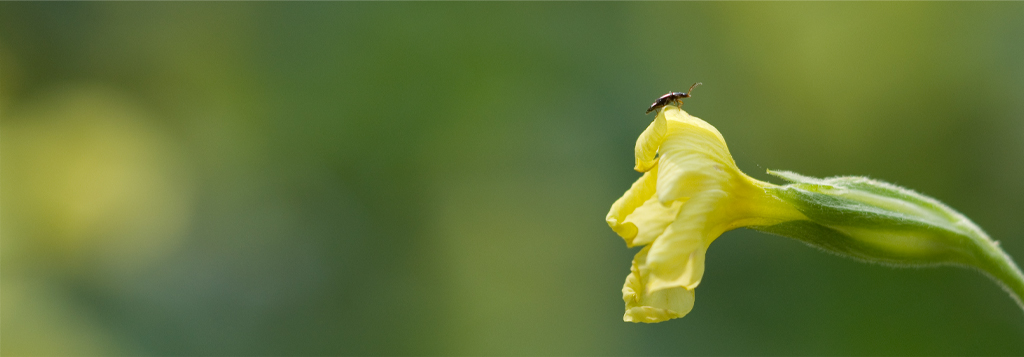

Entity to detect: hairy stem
[978,239,1024,312]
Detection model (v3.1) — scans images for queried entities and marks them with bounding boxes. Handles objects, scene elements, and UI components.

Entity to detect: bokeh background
[3,2,1024,355]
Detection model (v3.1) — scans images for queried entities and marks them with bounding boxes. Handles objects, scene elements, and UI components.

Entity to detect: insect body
[646,82,702,114]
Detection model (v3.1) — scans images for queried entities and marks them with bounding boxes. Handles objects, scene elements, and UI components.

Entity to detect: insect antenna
[685,82,702,97]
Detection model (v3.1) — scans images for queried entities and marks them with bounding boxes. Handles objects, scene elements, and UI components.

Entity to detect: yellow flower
[606,106,1024,322]
[606,107,805,323]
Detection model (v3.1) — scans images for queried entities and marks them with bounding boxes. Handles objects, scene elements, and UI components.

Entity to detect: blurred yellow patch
[1,87,195,354]
[2,88,194,275]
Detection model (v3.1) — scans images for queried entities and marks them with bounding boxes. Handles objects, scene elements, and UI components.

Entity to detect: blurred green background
[3,2,1024,355]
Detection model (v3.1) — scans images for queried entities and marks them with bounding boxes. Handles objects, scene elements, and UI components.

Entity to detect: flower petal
[623,197,685,248]
[622,246,695,323]
[634,110,668,172]
[645,190,726,292]
[606,165,658,240]
[663,107,728,145]
[656,120,734,204]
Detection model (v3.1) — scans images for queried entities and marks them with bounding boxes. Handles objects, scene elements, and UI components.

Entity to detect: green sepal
[758,170,982,267]
[751,170,1024,310]
[765,170,973,232]
[751,220,972,267]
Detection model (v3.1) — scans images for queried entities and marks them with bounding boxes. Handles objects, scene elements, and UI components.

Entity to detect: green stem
[977,240,1024,312]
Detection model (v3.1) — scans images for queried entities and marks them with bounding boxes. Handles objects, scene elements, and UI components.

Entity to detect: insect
[646,82,702,114]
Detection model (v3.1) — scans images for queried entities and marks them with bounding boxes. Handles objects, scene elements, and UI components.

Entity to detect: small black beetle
[646,82,702,114]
